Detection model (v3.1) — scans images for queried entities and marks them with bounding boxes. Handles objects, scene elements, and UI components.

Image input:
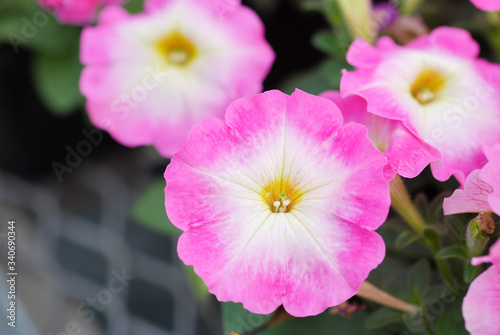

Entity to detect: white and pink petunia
[164,89,390,317]
[341,27,500,183]
[443,144,500,215]
[80,0,274,157]
[463,239,500,335]
[38,0,126,25]
[470,0,500,11]
[321,91,439,181]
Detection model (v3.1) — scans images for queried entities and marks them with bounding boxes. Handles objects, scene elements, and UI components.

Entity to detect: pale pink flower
[80,0,274,157]
[341,27,500,183]
[38,0,126,25]
[470,0,500,11]
[443,170,493,215]
[444,144,500,215]
[481,145,500,215]
[321,91,439,180]
[463,239,500,335]
[164,90,390,316]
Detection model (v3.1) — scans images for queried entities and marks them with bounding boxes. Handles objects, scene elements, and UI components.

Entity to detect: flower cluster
[38,0,500,332]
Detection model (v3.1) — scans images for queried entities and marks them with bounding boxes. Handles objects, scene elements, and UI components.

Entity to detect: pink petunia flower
[470,0,500,11]
[164,90,390,317]
[80,0,274,157]
[443,170,493,215]
[321,91,439,181]
[463,239,500,335]
[481,145,500,215]
[341,27,500,183]
[443,144,500,215]
[38,0,126,25]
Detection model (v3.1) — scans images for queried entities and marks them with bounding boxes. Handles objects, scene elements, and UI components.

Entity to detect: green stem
[389,175,426,236]
[389,175,454,288]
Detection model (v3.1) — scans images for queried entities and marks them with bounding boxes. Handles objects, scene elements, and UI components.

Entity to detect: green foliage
[0,0,84,115]
[395,230,421,250]
[408,259,431,304]
[436,247,467,261]
[434,292,469,335]
[33,49,85,115]
[259,312,389,335]
[132,179,181,237]
[184,265,210,301]
[312,30,351,58]
[222,302,274,335]
[365,308,404,329]
[123,0,145,14]
[280,60,347,95]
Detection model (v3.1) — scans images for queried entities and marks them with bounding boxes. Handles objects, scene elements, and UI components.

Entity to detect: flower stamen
[410,69,446,104]
[156,31,197,66]
[262,178,303,213]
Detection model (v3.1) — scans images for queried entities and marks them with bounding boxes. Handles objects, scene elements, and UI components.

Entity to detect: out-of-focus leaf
[259,312,387,335]
[395,230,420,250]
[408,259,431,303]
[365,308,404,329]
[464,263,481,284]
[312,31,338,56]
[380,276,409,301]
[124,0,144,14]
[132,179,181,236]
[184,265,210,301]
[444,216,466,244]
[312,30,354,59]
[413,193,428,219]
[222,302,274,335]
[427,191,450,225]
[435,294,468,335]
[422,284,447,306]
[437,247,467,260]
[33,51,84,115]
[279,60,346,95]
[301,0,323,12]
[0,1,81,56]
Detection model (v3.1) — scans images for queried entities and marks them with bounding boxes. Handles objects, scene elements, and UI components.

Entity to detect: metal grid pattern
[0,152,221,335]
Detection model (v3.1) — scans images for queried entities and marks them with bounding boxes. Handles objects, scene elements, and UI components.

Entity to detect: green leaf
[435,296,468,335]
[421,284,446,306]
[365,308,404,329]
[395,230,420,250]
[444,216,466,244]
[437,247,467,260]
[123,0,144,14]
[427,191,450,224]
[222,302,274,335]
[33,51,84,115]
[312,30,354,59]
[312,31,338,56]
[259,312,387,335]
[413,193,428,219]
[464,263,481,284]
[301,0,324,12]
[279,60,346,95]
[132,179,181,236]
[408,259,431,303]
[184,265,210,301]
[0,2,81,56]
